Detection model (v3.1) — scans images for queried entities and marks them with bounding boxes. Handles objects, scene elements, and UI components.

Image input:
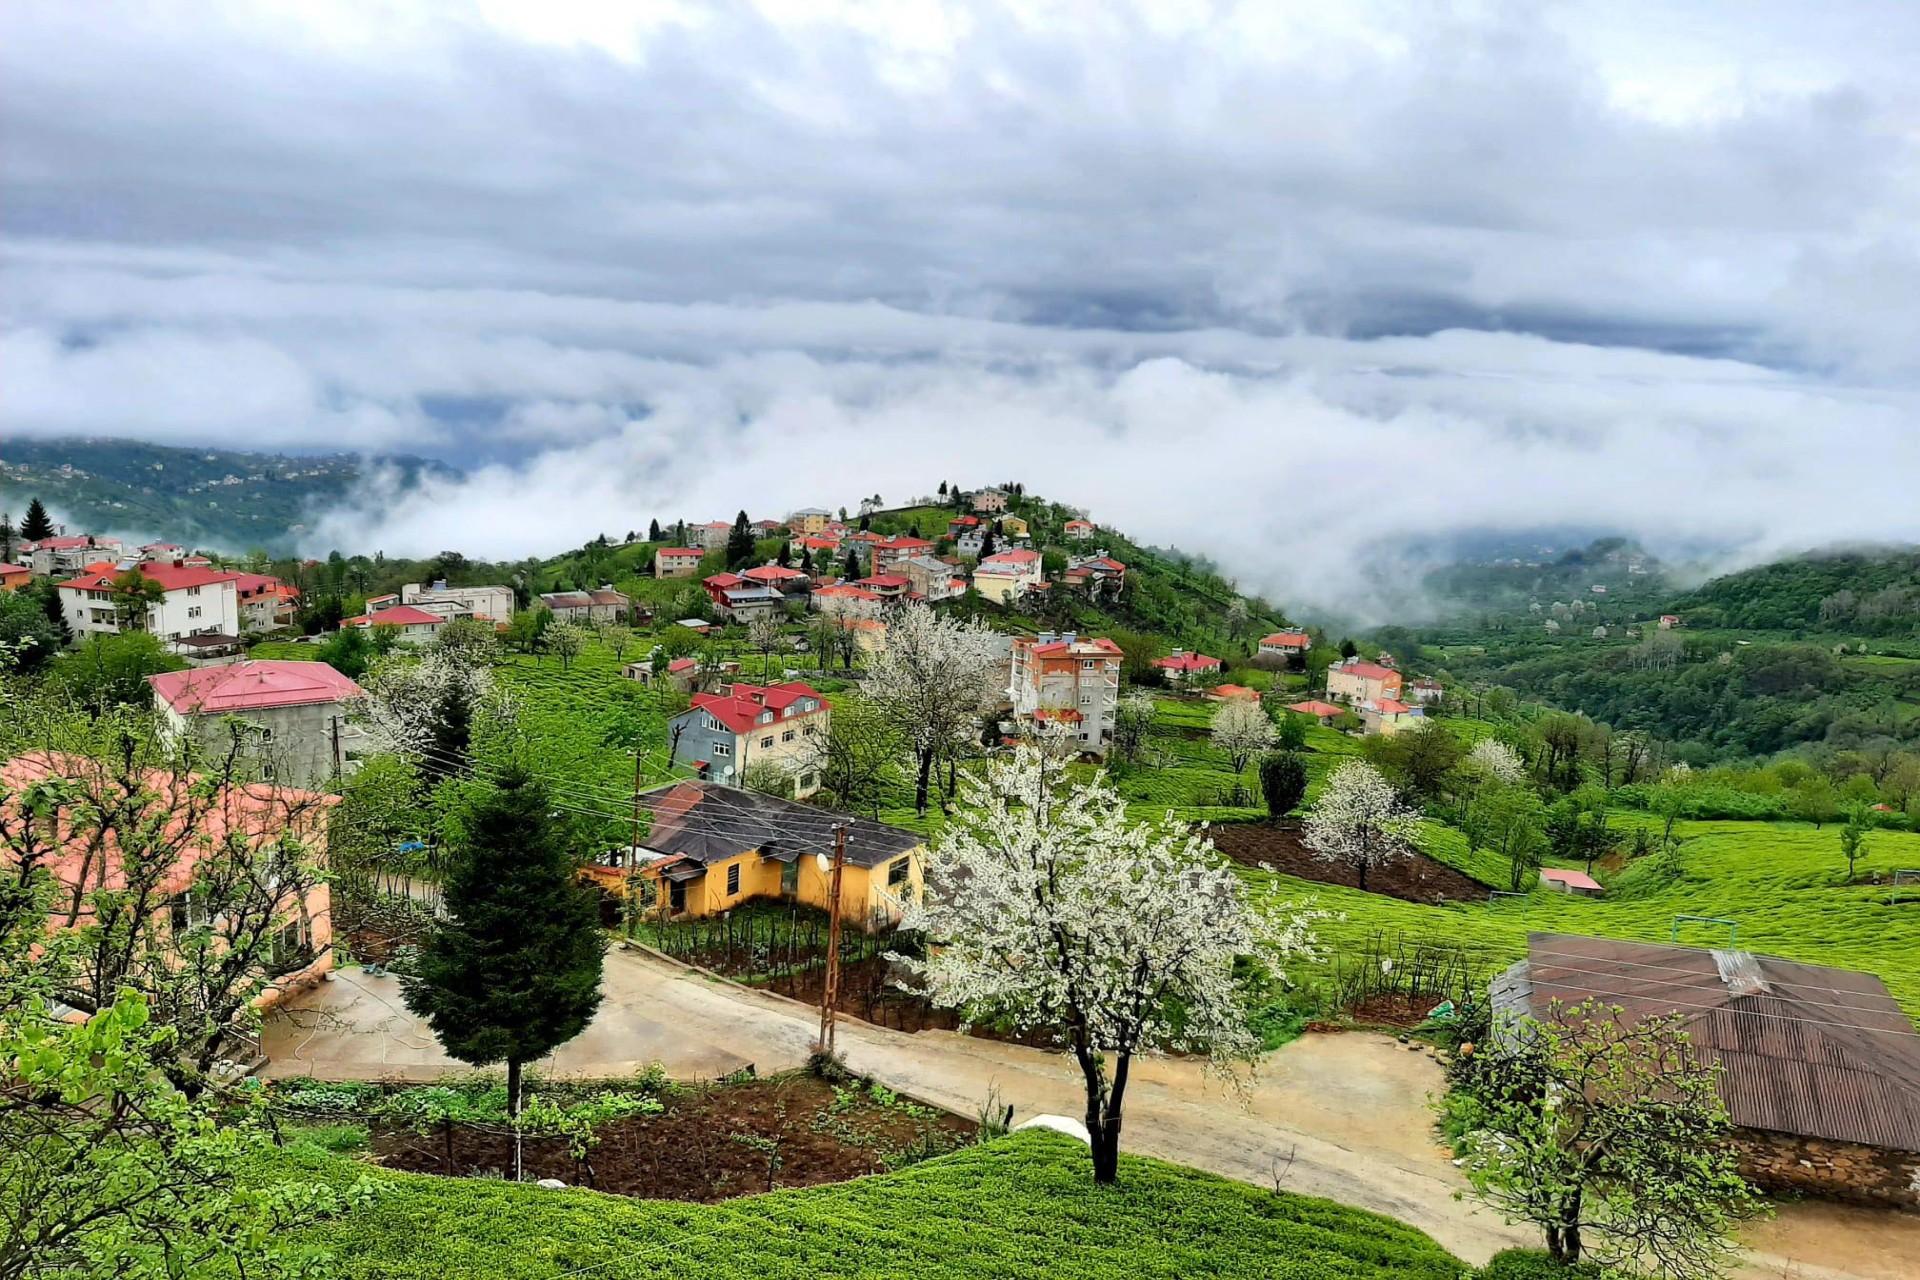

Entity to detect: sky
[3,0,1919,613]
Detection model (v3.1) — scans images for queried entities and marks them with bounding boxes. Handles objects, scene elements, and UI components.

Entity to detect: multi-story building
[970,488,1009,513]
[21,535,124,578]
[231,573,300,633]
[668,682,832,797]
[788,508,833,534]
[693,521,735,552]
[871,536,935,575]
[400,580,516,624]
[1326,655,1403,704]
[971,548,1043,603]
[1063,519,1096,541]
[539,588,631,625]
[894,555,965,602]
[340,604,445,645]
[655,547,705,578]
[1008,632,1123,755]
[149,659,367,788]
[1257,631,1312,661]
[57,559,240,647]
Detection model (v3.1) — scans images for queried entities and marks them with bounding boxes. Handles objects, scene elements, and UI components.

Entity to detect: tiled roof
[345,605,444,626]
[979,549,1040,567]
[1287,700,1343,717]
[150,660,362,713]
[1152,652,1221,672]
[687,682,828,735]
[1261,631,1311,648]
[1333,660,1398,681]
[59,561,240,593]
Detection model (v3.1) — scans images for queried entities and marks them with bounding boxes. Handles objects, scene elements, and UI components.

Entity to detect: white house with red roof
[668,681,832,797]
[1258,631,1312,660]
[810,582,885,614]
[341,604,445,644]
[740,562,810,593]
[1062,551,1126,600]
[971,548,1043,603]
[57,559,241,647]
[1009,632,1123,754]
[1151,650,1223,684]
[655,547,706,578]
[1063,519,1096,541]
[149,660,366,788]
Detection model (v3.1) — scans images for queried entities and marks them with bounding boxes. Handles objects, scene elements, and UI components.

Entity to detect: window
[797,772,817,792]
[1080,694,1092,705]
[760,736,774,750]
[669,880,687,913]
[187,585,201,596]
[187,606,202,619]
[727,863,741,896]
[1082,659,1095,669]
[713,742,732,757]
[888,857,910,887]
[781,729,795,743]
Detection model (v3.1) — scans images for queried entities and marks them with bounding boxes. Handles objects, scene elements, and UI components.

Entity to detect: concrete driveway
[263,946,1920,1277]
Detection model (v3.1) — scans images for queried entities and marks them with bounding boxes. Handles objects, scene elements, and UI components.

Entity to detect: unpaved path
[264,947,1920,1275]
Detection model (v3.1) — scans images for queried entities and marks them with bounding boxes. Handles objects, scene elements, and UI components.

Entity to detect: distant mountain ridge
[0,437,459,555]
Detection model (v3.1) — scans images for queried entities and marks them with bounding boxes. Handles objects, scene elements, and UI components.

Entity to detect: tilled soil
[371,1076,975,1200]
[1206,822,1487,903]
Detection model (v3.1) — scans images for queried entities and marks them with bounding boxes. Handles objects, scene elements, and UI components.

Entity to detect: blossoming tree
[863,602,1002,816]
[903,742,1322,1182]
[1302,758,1421,892]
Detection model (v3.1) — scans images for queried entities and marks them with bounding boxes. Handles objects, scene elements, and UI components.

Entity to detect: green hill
[0,436,456,555]
[268,1126,1466,1280]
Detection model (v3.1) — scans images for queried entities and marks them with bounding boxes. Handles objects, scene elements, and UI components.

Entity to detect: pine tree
[775,541,791,567]
[725,511,756,569]
[937,481,948,496]
[649,518,663,542]
[858,513,871,532]
[0,512,13,561]
[843,548,861,580]
[401,767,606,1115]
[20,498,54,543]
[978,529,996,559]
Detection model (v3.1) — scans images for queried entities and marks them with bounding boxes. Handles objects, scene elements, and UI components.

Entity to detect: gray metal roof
[637,781,922,869]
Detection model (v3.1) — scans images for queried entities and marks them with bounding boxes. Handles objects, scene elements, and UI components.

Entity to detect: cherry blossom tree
[354,649,515,781]
[1302,759,1421,892]
[1464,737,1527,786]
[863,602,1001,816]
[903,742,1324,1182]
[1209,697,1276,776]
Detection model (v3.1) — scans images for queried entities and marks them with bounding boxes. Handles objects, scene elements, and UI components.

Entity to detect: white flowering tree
[863,602,1002,816]
[1209,697,1276,776]
[1302,759,1421,892]
[1464,737,1527,787]
[903,743,1322,1182]
[354,650,514,782]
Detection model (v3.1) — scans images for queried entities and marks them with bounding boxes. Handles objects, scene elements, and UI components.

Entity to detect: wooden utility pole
[818,823,848,1054]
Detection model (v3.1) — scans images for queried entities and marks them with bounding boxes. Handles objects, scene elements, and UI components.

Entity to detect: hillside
[0,436,455,554]
[268,1126,1467,1279]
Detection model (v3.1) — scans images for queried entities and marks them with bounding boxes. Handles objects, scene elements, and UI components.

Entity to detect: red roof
[798,536,841,550]
[1288,700,1343,717]
[666,657,700,673]
[688,682,828,735]
[1369,698,1415,715]
[704,572,747,589]
[1539,868,1603,891]
[345,605,443,627]
[813,583,882,602]
[1334,660,1398,682]
[1064,520,1093,530]
[742,564,807,583]
[26,536,105,551]
[857,574,909,589]
[1209,684,1261,701]
[1027,636,1123,658]
[149,660,362,714]
[949,515,981,527]
[1081,557,1125,572]
[0,564,28,580]
[59,561,240,593]
[1261,631,1311,649]
[876,536,933,551]
[1152,652,1221,673]
[978,549,1040,568]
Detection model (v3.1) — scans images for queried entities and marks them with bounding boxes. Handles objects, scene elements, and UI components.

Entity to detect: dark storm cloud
[2,0,1918,610]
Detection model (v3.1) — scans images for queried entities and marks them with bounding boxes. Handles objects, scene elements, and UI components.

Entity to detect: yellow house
[997,514,1029,538]
[587,781,924,933]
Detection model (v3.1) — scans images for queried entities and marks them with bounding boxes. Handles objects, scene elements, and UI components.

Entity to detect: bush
[1478,1249,1608,1279]
[1612,783,1787,821]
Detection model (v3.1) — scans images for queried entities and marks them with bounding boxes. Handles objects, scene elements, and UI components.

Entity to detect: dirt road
[264,946,1920,1276]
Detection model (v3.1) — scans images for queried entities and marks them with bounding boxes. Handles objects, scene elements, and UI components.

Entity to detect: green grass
[1249,818,1920,1018]
[266,1128,1467,1279]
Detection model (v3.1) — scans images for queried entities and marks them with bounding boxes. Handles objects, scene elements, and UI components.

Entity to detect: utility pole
[627,743,646,936]
[817,822,848,1055]
[330,715,342,780]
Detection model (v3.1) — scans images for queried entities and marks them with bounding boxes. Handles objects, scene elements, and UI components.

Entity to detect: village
[3,482,1919,1280]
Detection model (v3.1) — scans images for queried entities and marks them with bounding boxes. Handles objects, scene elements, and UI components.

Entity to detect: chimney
[1038,631,1054,644]
[173,558,184,568]
[1172,648,1184,657]
[1063,632,1077,646]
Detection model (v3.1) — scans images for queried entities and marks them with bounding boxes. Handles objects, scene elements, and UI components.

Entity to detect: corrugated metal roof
[1514,932,1920,1152]
[636,781,921,869]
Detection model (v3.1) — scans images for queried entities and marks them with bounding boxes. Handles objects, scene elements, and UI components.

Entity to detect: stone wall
[1734,1128,1920,1210]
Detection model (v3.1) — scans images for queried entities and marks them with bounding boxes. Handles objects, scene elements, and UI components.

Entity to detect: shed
[1538,868,1604,897]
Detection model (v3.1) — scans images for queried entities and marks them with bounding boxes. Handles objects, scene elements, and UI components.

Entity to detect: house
[954,529,987,558]
[675,618,714,634]
[667,682,831,797]
[1207,684,1262,703]
[231,573,299,634]
[947,514,982,538]
[1408,678,1443,705]
[1062,552,1126,600]
[810,582,885,614]
[20,535,125,578]
[751,519,784,537]
[586,782,923,932]
[1492,934,1920,1209]
[1151,650,1223,684]
[1063,519,1095,541]
[1008,632,1123,755]
[149,660,367,788]
[971,548,1043,604]
[655,547,705,578]
[970,487,1010,513]
[139,542,188,561]
[835,615,889,656]
[852,573,911,602]
[740,563,810,594]
[0,563,29,593]
[1286,699,1345,726]
[871,536,935,575]
[624,655,703,693]
[788,508,834,535]
[702,574,784,622]
[1357,697,1423,736]
[894,556,964,602]
[57,559,242,647]
[401,581,517,624]
[997,514,1029,539]
[0,753,334,1015]
[693,521,735,552]
[1660,614,1683,630]
[791,534,842,561]
[1325,655,1403,704]
[540,587,631,625]
[1257,631,1312,661]
[341,604,445,645]
[1538,868,1603,897]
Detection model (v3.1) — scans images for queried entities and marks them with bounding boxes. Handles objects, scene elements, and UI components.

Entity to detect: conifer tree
[402,767,606,1116]
[0,511,13,560]
[20,498,54,543]
[843,548,861,580]
[648,518,663,542]
[725,511,755,568]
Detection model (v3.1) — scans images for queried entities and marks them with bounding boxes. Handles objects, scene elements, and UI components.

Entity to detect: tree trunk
[507,1058,524,1118]
[914,746,934,816]
[1357,861,1369,893]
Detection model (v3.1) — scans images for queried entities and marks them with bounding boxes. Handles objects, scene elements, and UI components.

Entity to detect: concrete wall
[1735,1128,1920,1210]
[164,698,362,790]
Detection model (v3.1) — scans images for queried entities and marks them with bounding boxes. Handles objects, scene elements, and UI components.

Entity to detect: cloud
[2,0,1918,614]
